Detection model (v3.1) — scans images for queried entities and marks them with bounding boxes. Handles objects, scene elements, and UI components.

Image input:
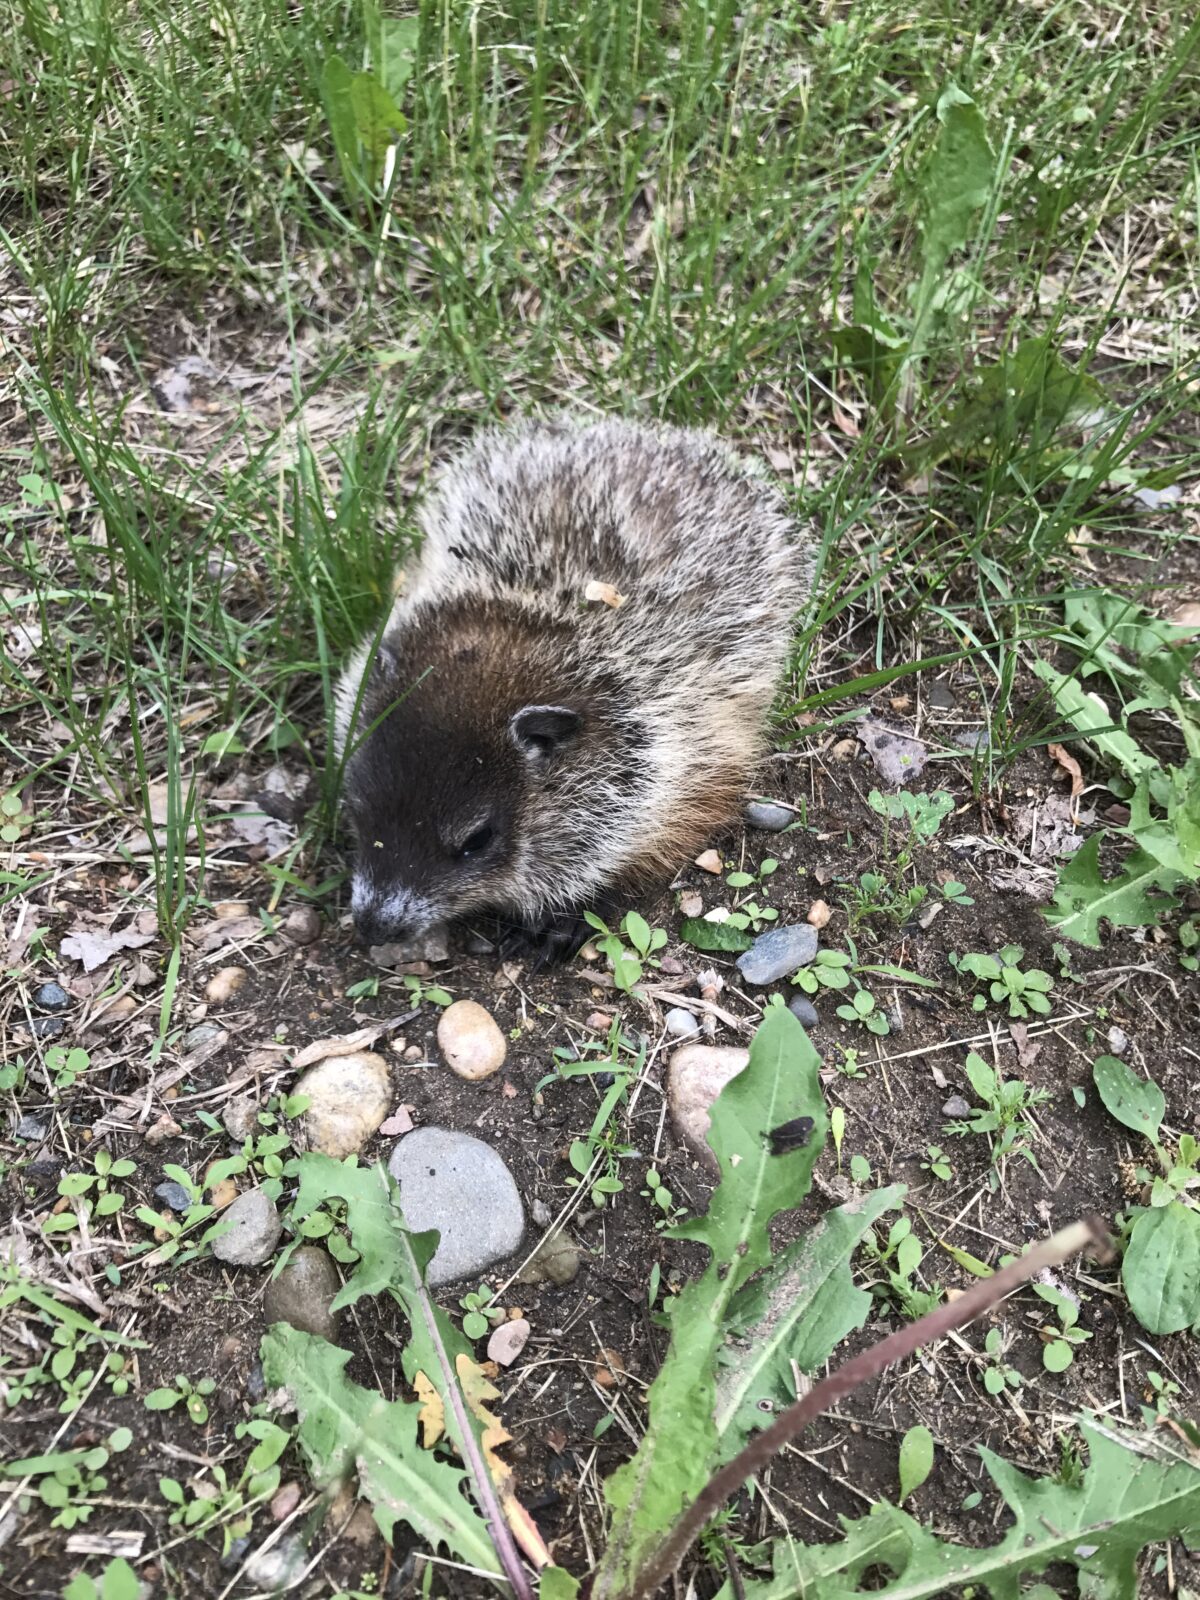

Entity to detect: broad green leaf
[319,55,359,194]
[713,1185,904,1456]
[261,1325,499,1575]
[540,1569,581,1600]
[898,1425,935,1503]
[1092,1055,1164,1142]
[679,917,754,954]
[920,85,995,272]
[1045,836,1180,947]
[1030,660,1160,787]
[594,1007,826,1600]
[1122,1204,1200,1335]
[1043,1340,1073,1373]
[350,72,407,164]
[727,1419,1200,1600]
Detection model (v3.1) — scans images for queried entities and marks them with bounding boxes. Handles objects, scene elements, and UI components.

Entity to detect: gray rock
[744,800,798,832]
[211,1187,282,1266]
[388,1127,524,1288]
[33,981,70,1013]
[14,1116,48,1142]
[183,1022,224,1052]
[155,1180,192,1213]
[736,924,819,986]
[264,1247,340,1341]
[927,679,956,711]
[1107,1025,1130,1056]
[954,728,990,753]
[942,1095,972,1119]
[664,1007,700,1039]
[241,1533,309,1592]
[515,1230,581,1286]
[28,1016,65,1041]
[371,923,450,965]
[788,996,819,1030]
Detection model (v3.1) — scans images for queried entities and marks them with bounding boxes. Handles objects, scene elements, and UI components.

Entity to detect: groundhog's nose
[354,905,409,948]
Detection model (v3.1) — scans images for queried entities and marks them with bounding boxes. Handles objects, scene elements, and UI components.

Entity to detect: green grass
[1,0,1198,933]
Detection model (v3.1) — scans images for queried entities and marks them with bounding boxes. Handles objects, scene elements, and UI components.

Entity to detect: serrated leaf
[898,1424,934,1503]
[594,1007,827,1600]
[729,1420,1200,1600]
[714,1185,904,1456]
[1044,836,1180,948]
[261,1325,499,1574]
[920,85,995,270]
[1092,1055,1164,1142]
[679,917,754,954]
[1031,660,1161,787]
[1122,1203,1200,1335]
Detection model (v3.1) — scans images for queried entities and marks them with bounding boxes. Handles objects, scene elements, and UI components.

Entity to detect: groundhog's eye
[454,824,495,860]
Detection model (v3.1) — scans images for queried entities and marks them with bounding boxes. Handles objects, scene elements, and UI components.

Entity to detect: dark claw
[495,909,594,971]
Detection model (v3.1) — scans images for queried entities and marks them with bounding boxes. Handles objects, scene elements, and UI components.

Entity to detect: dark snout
[354,905,411,948]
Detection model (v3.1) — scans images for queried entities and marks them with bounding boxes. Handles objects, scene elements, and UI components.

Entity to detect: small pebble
[389,1127,525,1287]
[205,967,247,1006]
[223,1094,259,1143]
[1107,1025,1130,1056]
[183,1022,224,1053]
[942,1095,972,1119]
[806,900,831,929]
[927,679,956,711]
[587,1011,613,1031]
[241,1533,308,1592]
[736,924,819,986]
[283,905,321,945]
[658,955,686,977]
[33,981,70,1013]
[530,1197,552,1227]
[93,995,136,1027]
[744,800,798,832]
[403,1044,424,1063]
[294,1051,392,1158]
[211,1187,282,1266]
[15,1116,48,1142]
[371,924,450,965]
[667,1044,750,1170]
[28,1016,65,1042]
[694,849,723,875]
[788,996,819,1030]
[664,1007,700,1039]
[488,1317,531,1367]
[678,891,703,918]
[437,1000,507,1082]
[515,1230,581,1286]
[155,1180,192,1213]
[264,1247,340,1341]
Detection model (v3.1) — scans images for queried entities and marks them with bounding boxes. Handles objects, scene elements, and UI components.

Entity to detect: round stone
[744,800,798,832]
[264,1247,340,1342]
[210,1186,282,1266]
[294,1051,391,1159]
[788,996,819,1030]
[664,1007,700,1039]
[388,1127,524,1288]
[33,982,70,1013]
[283,905,321,945]
[488,1318,531,1367]
[667,1044,750,1171]
[437,1000,507,1082]
[205,966,247,1006]
[155,1180,192,1213]
[735,924,819,986]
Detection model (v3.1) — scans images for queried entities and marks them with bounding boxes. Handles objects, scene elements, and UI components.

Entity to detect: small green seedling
[1033,1284,1092,1372]
[641,1167,683,1229]
[3,1429,132,1531]
[835,984,890,1036]
[726,857,780,892]
[792,948,853,993]
[0,789,33,842]
[459,1284,505,1341]
[921,1145,953,1181]
[943,1053,1048,1187]
[585,910,666,992]
[951,945,1054,1018]
[980,1327,1022,1395]
[868,788,955,841]
[861,1215,940,1321]
[45,1044,91,1090]
[46,1149,138,1235]
[143,1373,217,1425]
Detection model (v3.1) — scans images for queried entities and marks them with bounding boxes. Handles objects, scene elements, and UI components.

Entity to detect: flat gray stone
[211,1186,282,1266]
[744,800,798,832]
[664,1007,700,1039]
[388,1127,524,1288]
[264,1247,340,1341]
[736,924,819,986]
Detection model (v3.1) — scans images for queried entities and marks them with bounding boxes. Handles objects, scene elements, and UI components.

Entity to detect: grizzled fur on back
[335,414,810,946]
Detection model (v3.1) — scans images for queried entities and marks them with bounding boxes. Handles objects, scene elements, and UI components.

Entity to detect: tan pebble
[209,1178,239,1210]
[143,1114,182,1144]
[667,1044,750,1171]
[403,1045,423,1063]
[694,849,723,874]
[594,1347,627,1387]
[578,942,600,962]
[437,1000,507,1081]
[270,1482,303,1522]
[131,960,156,988]
[831,738,857,761]
[1169,600,1200,632]
[214,900,252,921]
[283,905,321,945]
[678,890,703,918]
[94,995,137,1026]
[807,899,831,929]
[587,1011,613,1031]
[293,1051,392,1158]
[206,967,247,1005]
[487,1317,531,1367]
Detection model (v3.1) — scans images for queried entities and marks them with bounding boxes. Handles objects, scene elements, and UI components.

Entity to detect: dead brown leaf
[1047,743,1084,797]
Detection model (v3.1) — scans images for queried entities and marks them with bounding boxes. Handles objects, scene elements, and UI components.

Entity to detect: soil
[4,707,1199,1600]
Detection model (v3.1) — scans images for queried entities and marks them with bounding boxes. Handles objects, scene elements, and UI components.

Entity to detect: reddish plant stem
[625,1217,1109,1600]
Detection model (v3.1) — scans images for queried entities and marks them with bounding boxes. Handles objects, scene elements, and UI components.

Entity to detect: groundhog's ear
[509,705,583,761]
